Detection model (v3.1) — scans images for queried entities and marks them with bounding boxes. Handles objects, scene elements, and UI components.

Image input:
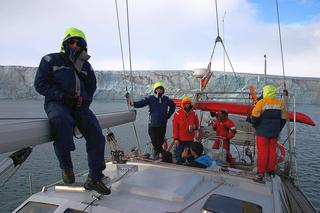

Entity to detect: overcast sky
[1,0,319,77]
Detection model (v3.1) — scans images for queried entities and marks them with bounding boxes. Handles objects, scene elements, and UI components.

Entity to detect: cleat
[84,177,111,195]
[62,168,75,184]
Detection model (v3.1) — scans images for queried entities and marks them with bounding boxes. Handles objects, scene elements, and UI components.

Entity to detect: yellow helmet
[263,85,277,98]
[60,27,87,53]
[181,96,192,105]
[153,81,165,93]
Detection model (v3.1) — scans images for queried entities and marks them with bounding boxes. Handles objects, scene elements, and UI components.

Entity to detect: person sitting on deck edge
[127,81,176,160]
[34,27,110,195]
[181,142,212,168]
[251,85,287,182]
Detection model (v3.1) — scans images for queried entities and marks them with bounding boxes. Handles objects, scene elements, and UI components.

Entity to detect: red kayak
[173,99,316,126]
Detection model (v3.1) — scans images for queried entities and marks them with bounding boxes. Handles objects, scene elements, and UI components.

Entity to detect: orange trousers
[256,135,277,173]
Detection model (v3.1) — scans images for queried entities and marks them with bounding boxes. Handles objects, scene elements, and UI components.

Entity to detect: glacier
[0,65,319,104]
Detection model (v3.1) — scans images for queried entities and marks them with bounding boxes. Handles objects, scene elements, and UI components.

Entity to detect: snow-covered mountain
[0,65,319,104]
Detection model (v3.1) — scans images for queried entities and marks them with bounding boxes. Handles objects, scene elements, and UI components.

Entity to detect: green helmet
[153,81,165,93]
[60,27,87,53]
[263,85,277,98]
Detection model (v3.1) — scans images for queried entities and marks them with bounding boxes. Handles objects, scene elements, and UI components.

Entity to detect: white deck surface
[13,161,282,213]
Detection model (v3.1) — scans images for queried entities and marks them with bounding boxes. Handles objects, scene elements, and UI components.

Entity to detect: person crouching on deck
[251,85,286,182]
[212,109,237,167]
[127,81,176,160]
[181,142,212,168]
[172,96,200,164]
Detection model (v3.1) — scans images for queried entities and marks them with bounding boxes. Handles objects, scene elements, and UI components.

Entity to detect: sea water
[0,100,319,212]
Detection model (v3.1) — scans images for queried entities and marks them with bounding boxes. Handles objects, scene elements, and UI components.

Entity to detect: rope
[81,194,103,212]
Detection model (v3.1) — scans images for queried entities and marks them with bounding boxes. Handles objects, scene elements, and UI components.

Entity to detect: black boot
[268,170,275,178]
[62,168,75,184]
[84,177,111,195]
[254,173,265,183]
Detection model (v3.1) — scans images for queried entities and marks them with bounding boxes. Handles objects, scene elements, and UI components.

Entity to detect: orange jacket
[173,108,199,141]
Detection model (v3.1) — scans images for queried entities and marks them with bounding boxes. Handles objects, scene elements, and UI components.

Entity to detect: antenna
[264,54,267,85]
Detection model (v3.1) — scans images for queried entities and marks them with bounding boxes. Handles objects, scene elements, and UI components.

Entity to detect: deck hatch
[17,201,58,213]
[113,167,203,202]
[202,194,262,213]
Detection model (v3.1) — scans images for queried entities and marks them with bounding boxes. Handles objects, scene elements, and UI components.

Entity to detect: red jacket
[213,118,236,144]
[173,108,199,141]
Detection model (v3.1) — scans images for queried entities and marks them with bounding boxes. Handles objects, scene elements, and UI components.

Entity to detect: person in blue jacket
[182,142,212,168]
[34,27,110,195]
[127,82,176,159]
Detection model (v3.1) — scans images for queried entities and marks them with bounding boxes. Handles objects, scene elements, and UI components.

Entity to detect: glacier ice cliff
[0,65,319,104]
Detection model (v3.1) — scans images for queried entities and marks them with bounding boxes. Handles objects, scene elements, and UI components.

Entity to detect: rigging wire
[125,0,141,154]
[275,0,292,177]
[209,0,238,79]
[275,0,287,89]
[114,0,128,92]
[114,0,141,153]
[125,0,134,98]
[214,0,220,37]
[206,0,247,110]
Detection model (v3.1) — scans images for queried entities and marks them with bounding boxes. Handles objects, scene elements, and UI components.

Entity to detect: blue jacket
[195,155,212,168]
[134,95,176,127]
[34,53,96,107]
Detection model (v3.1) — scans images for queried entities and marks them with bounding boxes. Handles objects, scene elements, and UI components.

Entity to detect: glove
[63,95,79,109]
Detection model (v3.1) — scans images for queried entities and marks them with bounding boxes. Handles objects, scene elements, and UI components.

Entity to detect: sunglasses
[68,39,84,47]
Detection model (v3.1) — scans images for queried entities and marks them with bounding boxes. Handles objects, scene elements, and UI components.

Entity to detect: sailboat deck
[14,161,280,213]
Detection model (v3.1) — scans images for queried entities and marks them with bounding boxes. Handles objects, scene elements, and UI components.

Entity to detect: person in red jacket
[173,96,199,164]
[212,109,237,167]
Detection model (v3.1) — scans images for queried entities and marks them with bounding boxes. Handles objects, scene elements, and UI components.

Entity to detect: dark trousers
[175,141,193,164]
[148,126,166,154]
[45,102,106,181]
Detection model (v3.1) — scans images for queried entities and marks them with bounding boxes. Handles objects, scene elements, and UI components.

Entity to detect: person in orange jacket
[212,109,237,167]
[173,96,199,164]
